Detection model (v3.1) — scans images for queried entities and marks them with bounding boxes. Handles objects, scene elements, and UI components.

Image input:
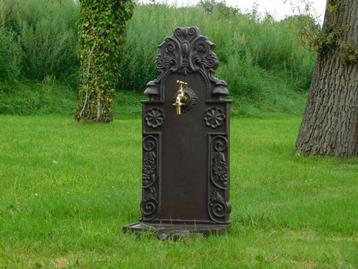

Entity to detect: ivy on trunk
[76,0,133,122]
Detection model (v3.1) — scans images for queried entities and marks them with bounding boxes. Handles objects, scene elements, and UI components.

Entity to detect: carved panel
[211,136,228,189]
[208,135,231,223]
[209,190,229,222]
[204,107,226,129]
[144,107,165,128]
[155,27,219,75]
[141,135,160,221]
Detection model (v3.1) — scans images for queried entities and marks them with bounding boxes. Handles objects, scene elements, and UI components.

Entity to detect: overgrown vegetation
[0,0,79,81]
[121,4,316,94]
[300,0,358,64]
[0,28,21,81]
[0,1,318,116]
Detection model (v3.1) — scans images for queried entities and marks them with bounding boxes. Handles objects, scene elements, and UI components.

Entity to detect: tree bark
[296,0,358,157]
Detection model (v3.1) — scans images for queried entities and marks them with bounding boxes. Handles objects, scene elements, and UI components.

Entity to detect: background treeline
[0,0,318,116]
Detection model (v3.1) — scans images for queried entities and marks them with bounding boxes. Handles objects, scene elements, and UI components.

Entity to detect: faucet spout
[173,80,188,115]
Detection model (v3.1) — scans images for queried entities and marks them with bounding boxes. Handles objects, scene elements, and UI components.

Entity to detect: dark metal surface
[123,222,230,240]
[124,27,231,238]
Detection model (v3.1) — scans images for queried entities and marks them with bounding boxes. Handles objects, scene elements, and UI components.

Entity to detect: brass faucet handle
[176,80,188,85]
[176,80,188,89]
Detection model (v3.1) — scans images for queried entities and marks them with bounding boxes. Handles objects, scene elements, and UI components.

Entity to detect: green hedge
[0,28,21,81]
[0,2,318,116]
[1,0,79,80]
[120,5,316,96]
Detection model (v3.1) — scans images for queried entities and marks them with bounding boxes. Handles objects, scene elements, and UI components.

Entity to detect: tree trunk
[75,0,133,123]
[296,0,358,157]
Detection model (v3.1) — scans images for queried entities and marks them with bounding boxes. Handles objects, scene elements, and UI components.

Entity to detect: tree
[76,0,133,122]
[296,0,358,157]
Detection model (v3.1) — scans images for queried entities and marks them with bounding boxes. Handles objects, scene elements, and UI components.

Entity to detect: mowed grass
[0,115,357,268]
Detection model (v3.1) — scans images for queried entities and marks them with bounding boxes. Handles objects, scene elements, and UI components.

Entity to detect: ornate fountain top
[155,27,219,75]
[145,27,229,100]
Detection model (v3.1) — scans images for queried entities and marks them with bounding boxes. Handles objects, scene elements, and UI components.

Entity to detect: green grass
[0,115,357,268]
[0,80,145,117]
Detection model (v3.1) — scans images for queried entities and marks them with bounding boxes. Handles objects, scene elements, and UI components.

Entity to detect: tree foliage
[300,0,358,64]
[76,0,134,122]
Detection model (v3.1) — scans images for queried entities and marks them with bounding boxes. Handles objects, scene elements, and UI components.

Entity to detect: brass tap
[173,80,188,115]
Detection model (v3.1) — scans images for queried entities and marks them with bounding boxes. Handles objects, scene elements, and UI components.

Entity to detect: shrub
[119,4,317,98]
[0,2,317,116]
[0,27,21,82]
[2,0,80,80]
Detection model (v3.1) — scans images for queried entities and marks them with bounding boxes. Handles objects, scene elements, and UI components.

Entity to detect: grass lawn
[0,115,357,268]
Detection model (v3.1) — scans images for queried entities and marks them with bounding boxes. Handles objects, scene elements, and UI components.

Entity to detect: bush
[0,2,317,116]
[2,0,79,80]
[0,27,21,81]
[119,4,317,98]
